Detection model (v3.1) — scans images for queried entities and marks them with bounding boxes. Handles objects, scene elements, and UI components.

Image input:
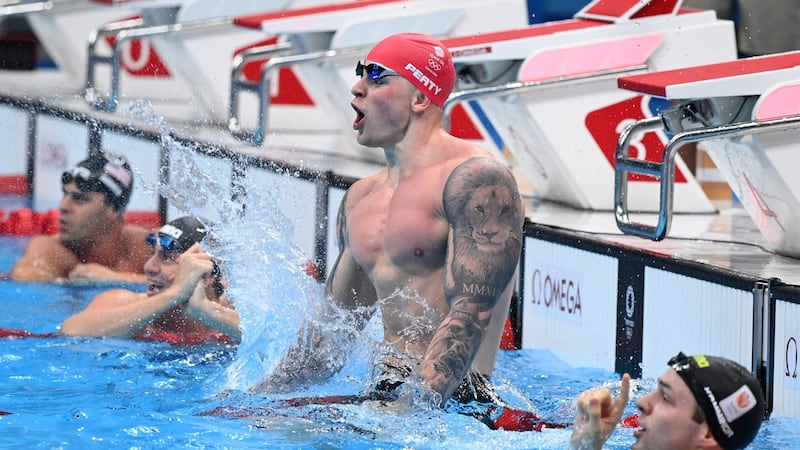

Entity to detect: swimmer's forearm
[184,294,241,343]
[9,258,63,282]
[250,321,346,392]
[61,286,190,338]
[421,298,486,404]
[67,263,146,283]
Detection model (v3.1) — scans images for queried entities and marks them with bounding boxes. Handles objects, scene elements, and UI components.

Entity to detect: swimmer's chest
[349,186,449,272]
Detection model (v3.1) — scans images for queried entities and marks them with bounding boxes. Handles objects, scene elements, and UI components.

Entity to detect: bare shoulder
[446,157,519,194]
[13,234,75,268]
[447,133,494,159]
[122,224,152,241]
[24,234,66,252]
[122,224,153,257]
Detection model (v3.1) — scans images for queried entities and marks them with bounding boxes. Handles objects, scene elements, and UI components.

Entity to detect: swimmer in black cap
[571,352,766,449]
[60,216,240,345]
[10,152,152,283]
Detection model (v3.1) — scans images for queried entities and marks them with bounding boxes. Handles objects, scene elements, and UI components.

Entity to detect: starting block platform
[437,0,736,212]
[615,51,800,257]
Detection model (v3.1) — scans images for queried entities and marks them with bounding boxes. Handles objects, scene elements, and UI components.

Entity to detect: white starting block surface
[617,51,800,257]
[439,0,737,212]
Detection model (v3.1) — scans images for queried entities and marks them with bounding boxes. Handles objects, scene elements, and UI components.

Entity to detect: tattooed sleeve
[422,157,523,403]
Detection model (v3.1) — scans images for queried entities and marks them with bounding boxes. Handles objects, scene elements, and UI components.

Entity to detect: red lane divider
[0,208,58,235]
[123,211,163,230]
[0,175,28,195]
[0,208,163,235]
[621,413,640,428]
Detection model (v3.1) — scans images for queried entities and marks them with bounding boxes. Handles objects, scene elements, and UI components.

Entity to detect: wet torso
[346,151,494,361]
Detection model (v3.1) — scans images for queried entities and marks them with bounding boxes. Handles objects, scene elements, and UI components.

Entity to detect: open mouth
[352,104,365,130]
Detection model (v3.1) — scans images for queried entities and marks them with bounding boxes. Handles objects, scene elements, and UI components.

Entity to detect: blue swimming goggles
[145,233,182,253]
[355,60,399,80]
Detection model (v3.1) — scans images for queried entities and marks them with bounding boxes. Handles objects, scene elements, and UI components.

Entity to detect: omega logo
[787,336,798,378]
[529,269,582,316]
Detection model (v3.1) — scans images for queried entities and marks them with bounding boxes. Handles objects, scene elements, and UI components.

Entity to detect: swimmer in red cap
[252,33,525,409]
[10,153,151,283]
[60,216,240,345]
[571,352,766,449]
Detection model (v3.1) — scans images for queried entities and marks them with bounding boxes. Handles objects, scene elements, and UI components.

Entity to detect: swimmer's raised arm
[60,247,212,338]
[183,258,240,343]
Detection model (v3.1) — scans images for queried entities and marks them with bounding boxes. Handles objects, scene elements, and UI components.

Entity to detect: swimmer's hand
[167,244,214,304]
[570,373,631,450]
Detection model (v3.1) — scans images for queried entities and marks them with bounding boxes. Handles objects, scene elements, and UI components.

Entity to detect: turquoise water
[0,275,584,449]
[1,272,799,448]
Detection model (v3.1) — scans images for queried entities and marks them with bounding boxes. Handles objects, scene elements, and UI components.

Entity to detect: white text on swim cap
[404,63,442,97]
[704,386,735,438]
[160,224,184,240]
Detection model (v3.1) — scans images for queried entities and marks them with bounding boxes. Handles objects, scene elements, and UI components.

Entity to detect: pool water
[1,273,799,449]
[0,275,585,449]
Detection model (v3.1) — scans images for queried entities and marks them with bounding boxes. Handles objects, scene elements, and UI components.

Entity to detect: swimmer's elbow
[58,317,89,337]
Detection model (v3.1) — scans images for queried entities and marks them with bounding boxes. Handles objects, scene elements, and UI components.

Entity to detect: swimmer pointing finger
[572,374,631,450]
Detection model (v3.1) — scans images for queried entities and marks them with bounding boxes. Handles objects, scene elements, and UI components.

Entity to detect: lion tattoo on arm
[443,157,523,297]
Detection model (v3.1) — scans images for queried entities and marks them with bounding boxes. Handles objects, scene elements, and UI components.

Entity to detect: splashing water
[124,101,328,389]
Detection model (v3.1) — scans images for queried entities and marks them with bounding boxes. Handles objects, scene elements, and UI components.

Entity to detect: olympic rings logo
[428,59,442,72]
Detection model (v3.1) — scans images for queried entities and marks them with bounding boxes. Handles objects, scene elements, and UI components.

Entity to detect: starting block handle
[228,46,365,146]
[443,65,646,133]
[85,17,146,112]
[615,113,800,241]
[85,15,232,112]
[614,116,674,240]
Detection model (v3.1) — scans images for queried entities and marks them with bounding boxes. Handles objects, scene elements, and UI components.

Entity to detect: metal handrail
[84,16,232,112]
[227,41,294,143]
[614,114,800,240]
[228,46,367,145]
[442,65,648,133]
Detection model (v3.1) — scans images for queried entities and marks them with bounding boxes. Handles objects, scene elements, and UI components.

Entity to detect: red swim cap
[366,33,455,108]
